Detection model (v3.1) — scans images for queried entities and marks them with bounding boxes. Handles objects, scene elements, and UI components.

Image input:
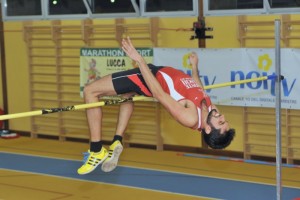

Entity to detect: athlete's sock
[90,141,103,152]
[112,135,123,143]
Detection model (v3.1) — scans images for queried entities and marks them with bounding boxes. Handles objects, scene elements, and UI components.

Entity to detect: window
[204,0,300,16]
[4,0,42,16]
[208,0,263,10]
[268,0,300,8]
[88,0,138,14]
[1,0,199,21]
[146,0,193,12]
[86,0,139,18]
[48,0,87,15]
[141,0,198,17]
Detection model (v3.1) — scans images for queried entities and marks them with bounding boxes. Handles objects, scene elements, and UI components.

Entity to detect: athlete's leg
[78,74,122,175]
[115,92,135,137]
[79,67,151,174]
[101,92,135,172]
[83,74,117,143]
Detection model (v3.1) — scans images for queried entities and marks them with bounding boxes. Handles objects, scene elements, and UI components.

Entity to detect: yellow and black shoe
[77,147,108,175]
[101,140,123,172]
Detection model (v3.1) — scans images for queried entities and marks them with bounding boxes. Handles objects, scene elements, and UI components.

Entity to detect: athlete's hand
[122,37,143,63]
[189,52,199,67]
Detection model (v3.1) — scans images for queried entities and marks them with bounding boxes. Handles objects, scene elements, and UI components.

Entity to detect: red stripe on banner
[128,75,152,97]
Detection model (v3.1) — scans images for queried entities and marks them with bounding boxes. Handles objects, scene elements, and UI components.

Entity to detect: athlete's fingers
[122,41,131,54]
[121,36,143,63]
[122,38,133,54]
[126,36,134,48]
[122,38,128,49]
[122,42,136,60]
[122,37,135,53]
[121,46,127,54]
[122,42,131,57]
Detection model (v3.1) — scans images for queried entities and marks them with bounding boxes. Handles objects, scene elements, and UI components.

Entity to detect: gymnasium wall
[1,15,299,154]
[3,21,30,133]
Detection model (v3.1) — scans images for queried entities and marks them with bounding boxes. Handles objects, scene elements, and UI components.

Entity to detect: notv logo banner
[153,48,299,109]
[230,54,297,97]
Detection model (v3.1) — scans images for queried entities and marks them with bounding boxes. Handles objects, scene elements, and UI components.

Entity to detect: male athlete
[77,37,235,175]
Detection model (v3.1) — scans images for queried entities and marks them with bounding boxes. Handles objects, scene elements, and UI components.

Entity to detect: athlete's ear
[204,125,212,134]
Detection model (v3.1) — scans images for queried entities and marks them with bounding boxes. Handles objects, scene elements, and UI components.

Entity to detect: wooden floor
[0,136,300,200]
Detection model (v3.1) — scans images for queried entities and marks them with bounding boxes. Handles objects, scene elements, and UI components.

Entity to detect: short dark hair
[202,128,235,149]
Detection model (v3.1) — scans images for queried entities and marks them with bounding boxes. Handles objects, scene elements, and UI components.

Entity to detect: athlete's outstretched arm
[121,37,165,99]
[189,52,204,89]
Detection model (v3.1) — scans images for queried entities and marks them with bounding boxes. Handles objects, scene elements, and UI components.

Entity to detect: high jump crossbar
[0,75,276,121]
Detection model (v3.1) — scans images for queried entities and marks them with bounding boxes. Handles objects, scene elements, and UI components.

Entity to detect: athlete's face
[207,109,229,134]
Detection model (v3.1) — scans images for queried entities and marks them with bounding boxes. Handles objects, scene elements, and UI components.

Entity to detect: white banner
[80,48,153,96]
[153,48,299,110]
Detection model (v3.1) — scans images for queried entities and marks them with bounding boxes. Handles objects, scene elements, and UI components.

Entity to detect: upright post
[274,19,282,200]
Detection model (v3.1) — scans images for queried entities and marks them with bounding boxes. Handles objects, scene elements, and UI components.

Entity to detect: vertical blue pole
[275,19,282,200]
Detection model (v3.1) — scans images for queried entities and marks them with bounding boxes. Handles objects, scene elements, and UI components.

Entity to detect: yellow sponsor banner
[80,48,153,95]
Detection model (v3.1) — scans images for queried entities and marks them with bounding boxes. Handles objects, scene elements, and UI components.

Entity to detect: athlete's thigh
[86,74,117,96]
[112,68,152,96]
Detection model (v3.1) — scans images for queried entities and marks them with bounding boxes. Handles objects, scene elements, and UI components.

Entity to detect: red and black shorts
[112,64,164,97]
